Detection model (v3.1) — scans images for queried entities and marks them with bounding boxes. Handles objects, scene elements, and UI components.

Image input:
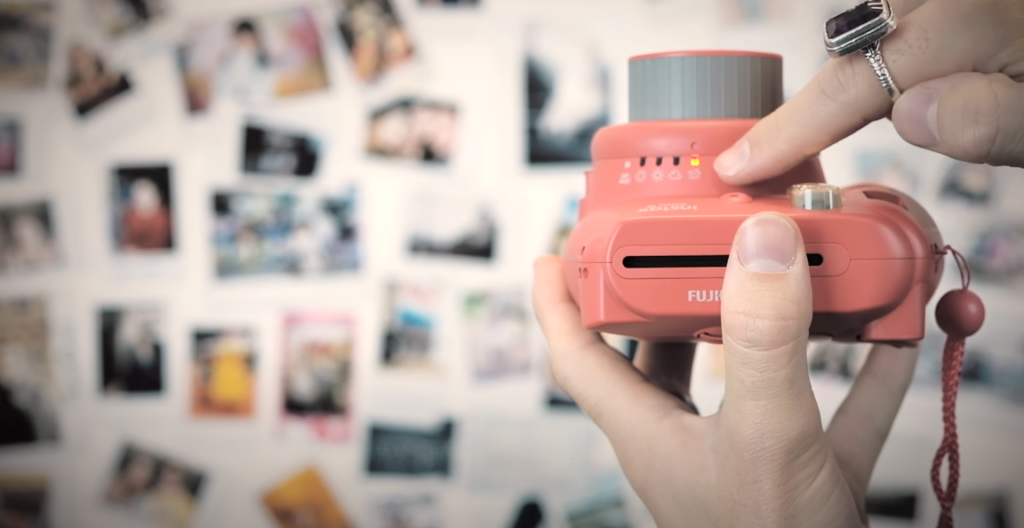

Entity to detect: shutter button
[788,183,842,210]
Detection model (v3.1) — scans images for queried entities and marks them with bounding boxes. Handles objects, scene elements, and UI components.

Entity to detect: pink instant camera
[562,51,945,345]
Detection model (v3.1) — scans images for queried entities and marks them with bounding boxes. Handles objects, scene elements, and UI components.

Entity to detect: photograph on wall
[112,165,174,254]
[366,97,458,164]
[968,223,1024,284]
[954,493,1011,527]
[419,0,479,5]
[177,6,329,114]
[243,121,321,178]
[0,474,48,527]
[263,467,351,528]
[0,201,59,275]
[0,117,19,177]
[336,0,415,84]
[464,289,532,381]
[282,313,354,442]
[0,3,52,89]
[721,0,786,24]
[0,297,59,448]
[99,306,163,395]
[525,23,609,165]
[941,161,996,205]
[854,151,920,197]
[567,492,630,528]
[548,196,579,255]
[406,193,496,261]
[381,281,439,371]
[103,443,206,528]
[808,341,868,381]
[190,328,255,418]
[65,43,132,118]
[372,494,440,528]
[87,0,167,38]
[366,420,455,476]
[213,187,360,278]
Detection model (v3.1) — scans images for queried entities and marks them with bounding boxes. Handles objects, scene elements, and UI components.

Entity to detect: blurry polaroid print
[213,187,360,278]
[366,97,458,164]
[968,223,1024,283]
[282,313,354,441]
[721,0,786,24]
[103,444,205,528]
[373,495,440,528]
[855,151,919,196]
[0,474,49,527]
[526,23,609,165]
[87,0,167,38]
[112,165,174,254]
[941,161,995,205]
[366,420,454,476]
[864,489,917,521]
[548,196,580,255]
[263,467,351,528]
[65,43,132,118]
[0,297,59,448]
[336,0,415,84]
[178,6,329,114]
[0,3,52,89]
[381,281,438,370]
[406,193,496,261]
[0,201,58,275]
[464,289,532,381]
[99,306,163,395]
[567,493,630,528]
[954,493,1011,528]
[191,328,255,417]
[0,117,19,177]
[243,122,321,178]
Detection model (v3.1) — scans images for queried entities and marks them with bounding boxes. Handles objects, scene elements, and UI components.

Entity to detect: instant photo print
[263,467,351,528]
[112,165,174,254]
[99,306,164,395]
[0,297,59,448]
[381,281,439,371]
[191,328,256,418]
[367,97,458,164]
[525,23,610,165]
[406,192,496,261]
[212,187,360,278]
[463,289,532,381]
[336,0,415,84]
[373,494,440,528]
[87,0,167,38]
[282,313,354,442]
[0,475,49,527]
[65,43,132,118]
[548,196,579,255]
[941,161,996,205]
[243,121,321,178]
[968,223,1024,283]
[0,117,19,177]
[103,444,206,528]
[366,420,454,476]
[178,6,329,114]
[0,200,59,275]
[0,2,52,89]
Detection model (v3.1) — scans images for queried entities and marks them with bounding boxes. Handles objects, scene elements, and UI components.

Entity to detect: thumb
[892,72,1024,168]
[720,213,817,425]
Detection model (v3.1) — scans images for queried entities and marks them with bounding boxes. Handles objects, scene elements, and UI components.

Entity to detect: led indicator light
[690,156,700,167]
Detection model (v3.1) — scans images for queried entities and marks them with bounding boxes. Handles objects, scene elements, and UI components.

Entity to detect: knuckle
[815,58,862,108]
[959,76,1004,162]
[721,298,809,354]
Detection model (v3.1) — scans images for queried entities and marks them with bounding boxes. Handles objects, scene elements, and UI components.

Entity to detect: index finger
[714,0,1004,185]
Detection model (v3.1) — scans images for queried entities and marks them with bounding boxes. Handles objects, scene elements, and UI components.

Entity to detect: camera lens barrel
[628,51,783,121]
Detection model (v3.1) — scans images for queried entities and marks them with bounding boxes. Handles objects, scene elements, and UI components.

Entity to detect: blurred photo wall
[1,0,1023,527]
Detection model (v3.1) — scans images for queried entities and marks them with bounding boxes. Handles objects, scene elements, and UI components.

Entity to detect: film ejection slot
[623,254,824,268]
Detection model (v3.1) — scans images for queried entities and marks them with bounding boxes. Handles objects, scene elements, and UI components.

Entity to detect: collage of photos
[336,0,415,84]
[99,306,164,395]
[0,2,52,89]
[0,201,59,275]
[103,444,205,528]
[0,297,58,448]
[112,165,174,254]
[178,6,328,114]
[281,313,355,441]
[367,97,458,164]
[191,328,256,418]
[262,467,351,528]
[243,121,321,178]
[212,187,359,278]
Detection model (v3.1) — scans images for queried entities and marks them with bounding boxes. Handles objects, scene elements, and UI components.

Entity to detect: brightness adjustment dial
[788,183,843,210]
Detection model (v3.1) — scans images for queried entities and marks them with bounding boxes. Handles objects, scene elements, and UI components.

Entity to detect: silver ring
[861,41,901,101]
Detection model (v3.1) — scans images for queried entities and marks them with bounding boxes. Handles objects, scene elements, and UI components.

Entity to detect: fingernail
[714,139,749,177]
[893,87,939,146]
[736,214,797,273]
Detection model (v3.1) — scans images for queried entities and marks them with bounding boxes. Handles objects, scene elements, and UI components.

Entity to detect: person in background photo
[138,465,197,528]
[66,44,130,117]
[105,310,162,394]
[105,450,157,508]
[119,178,171,252]
[2,208,58,272]
[216,20,274,104]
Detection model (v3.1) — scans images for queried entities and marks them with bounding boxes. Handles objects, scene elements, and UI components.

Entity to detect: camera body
[562,51,944,345]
